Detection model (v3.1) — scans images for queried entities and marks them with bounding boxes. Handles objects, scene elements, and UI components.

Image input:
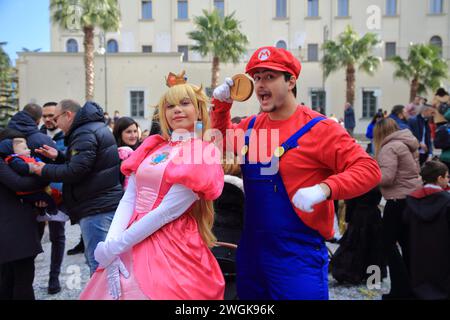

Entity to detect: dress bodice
[134,143,177,214]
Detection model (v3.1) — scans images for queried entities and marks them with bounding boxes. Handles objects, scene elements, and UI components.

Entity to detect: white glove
[213,77,234,103]
[94,175,137,268]
[105,175,137,242]
[94,241,116,269]
[95,184,199,267]
[292,184,327,213]
[105,257,130,300]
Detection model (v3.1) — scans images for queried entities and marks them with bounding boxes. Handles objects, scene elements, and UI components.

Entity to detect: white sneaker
[48,210,70,222]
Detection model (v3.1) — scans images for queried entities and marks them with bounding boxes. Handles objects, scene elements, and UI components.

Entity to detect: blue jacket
[408,114,432,156]
[41,102,123,223]
[7,111,56,162]
[40,126,66,153]
[389,114,411,131]
[40,126,67,193]
[344,107,356,129]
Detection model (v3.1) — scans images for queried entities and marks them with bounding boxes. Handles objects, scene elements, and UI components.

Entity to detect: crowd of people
[0,45,449,301]
[331,87,450,300]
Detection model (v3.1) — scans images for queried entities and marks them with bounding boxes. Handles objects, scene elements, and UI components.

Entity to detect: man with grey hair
[32,100,123,275]
[408,103,434,165]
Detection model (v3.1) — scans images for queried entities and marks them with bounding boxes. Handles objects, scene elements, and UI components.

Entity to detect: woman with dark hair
[0,128,48,300]
[365,111,385,155]
[113,117,141,188]
[113,117,140,150]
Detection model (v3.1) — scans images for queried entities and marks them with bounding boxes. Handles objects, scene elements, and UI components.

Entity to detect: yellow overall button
[274,146,285,158]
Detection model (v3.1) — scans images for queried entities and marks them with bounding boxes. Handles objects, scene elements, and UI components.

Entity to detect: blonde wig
[157,82,217,247]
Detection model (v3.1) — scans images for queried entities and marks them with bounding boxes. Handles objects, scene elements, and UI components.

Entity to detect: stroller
[211,175,244,300]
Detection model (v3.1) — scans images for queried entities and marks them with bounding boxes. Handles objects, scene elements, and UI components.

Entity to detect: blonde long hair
[157,83,211,141]
[157,83,216,247]
[373,118,399,156]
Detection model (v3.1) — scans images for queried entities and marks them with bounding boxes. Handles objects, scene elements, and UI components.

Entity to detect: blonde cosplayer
[157,82,217,247]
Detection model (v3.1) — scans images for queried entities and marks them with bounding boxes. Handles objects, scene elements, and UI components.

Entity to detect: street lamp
[97,31,108,113]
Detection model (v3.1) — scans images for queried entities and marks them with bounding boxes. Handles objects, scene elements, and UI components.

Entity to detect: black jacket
[7,111,56,162]
[0,159,46,264]
[41,102,123,223]
[331,188,385,284]
[408,114,433,156]
[404,187,450,300]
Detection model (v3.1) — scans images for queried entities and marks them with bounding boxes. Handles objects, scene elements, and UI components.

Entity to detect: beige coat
[376,129,422,199]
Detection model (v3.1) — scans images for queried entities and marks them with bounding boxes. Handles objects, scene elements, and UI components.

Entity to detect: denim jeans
[79,211,114,275]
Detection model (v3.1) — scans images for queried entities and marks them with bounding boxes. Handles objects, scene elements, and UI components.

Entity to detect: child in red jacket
[0,137,61,215]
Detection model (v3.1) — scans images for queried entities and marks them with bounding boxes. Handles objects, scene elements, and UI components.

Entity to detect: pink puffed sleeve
[165,139,224,200]
[121,135,166,176]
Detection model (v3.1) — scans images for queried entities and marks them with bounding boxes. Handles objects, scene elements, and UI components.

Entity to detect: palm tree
[50,0,120,101]
[322,25,381,106]
[188,10,248,89]
[0,42,11,86]
[390,44,448,102]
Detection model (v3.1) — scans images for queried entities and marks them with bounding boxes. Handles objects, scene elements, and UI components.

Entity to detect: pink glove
[118,146,134,160]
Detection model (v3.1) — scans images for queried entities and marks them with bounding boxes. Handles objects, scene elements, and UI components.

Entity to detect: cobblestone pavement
[34,222,390,300]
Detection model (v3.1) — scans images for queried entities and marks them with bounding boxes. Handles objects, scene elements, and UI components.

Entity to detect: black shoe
[48,276,61,295]
[67,240,84,255]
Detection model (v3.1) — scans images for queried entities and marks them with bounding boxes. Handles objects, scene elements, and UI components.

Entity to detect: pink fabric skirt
[79,251,149,300]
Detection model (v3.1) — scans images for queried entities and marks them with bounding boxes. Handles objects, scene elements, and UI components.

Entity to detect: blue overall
[236,116,329,300]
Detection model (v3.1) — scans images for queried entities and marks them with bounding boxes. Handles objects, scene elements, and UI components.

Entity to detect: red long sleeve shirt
[211,99,381,239]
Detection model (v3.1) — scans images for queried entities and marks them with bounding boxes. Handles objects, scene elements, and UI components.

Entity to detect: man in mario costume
[211,46,382,300]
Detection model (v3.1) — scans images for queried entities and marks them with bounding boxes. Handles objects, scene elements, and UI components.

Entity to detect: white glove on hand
[106,257,129,300]
[292,184,327,213]
[95,184,198,269]
[94,241,116,269]
[213,78,234,103]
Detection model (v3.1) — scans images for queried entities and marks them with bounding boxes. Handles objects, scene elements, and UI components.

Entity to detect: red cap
[245,46,302,79]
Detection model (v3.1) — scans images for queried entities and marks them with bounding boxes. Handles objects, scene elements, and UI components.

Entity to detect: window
[386,0,397,16]
[142,1,152,19]
[276,0,287,18]
[310,89,326,114]
[337,0,349,17]
[385,42,396,59]
[430,35,443,56]
[362,90,377,118]
[307,44,319,61]
[429,0,443,14]
[276,40,287,49]
[66,39,78,52]
[130,91,145,118]
[214,0,224,18]
[178,45,189,62]
[142,45,152,53]
[308,0,319,17]
[178,0,188,19]
[107,39,118,53]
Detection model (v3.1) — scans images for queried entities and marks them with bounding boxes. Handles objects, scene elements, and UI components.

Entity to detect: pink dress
[79,136,225,300]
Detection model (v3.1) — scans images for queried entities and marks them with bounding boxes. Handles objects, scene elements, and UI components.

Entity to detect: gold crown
[166,70,187,87]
